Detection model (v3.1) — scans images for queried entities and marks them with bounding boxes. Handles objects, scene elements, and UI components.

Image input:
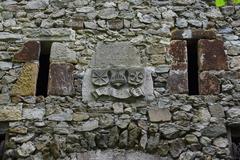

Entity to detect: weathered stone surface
[199,72,220,95]
[172,0,195,5]
[22,28,75,41]
[171,29,216,40]
[0,61,12,70]
[65,17,84,29]
[73,112,89,122]
[229,56,240,71]
[113,102,124,114]
[91,42,140,67]
[50,42,77,63]
[48,63,74,96]
[13,41,40,62]
[148,108,172,122]
[0,32,23,40]
[17,141,36,157]
[208,104,225,118]
[146,133,160,152]
[227,107,240,118]
[108,19,124,30]
[0,93,10,104]
[213,137,228,148]
[169,139,186,158]
[0,104,22,121]
[47,110,73,121]
[169,40,187,63]
[23,108,45,120]
[98,8,119,19]
[25,0,49,10]
[198,39,228,71]
[11,133,35,143]
[202,124,227,138]
[168,66,188,94]
[76,120,99,132]
[11,63,39,96]
[74,149,163,160]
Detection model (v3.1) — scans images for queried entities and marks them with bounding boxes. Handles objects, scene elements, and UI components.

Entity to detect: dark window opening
[187,40,199,95]
[0,123,8,160]
[0,134,5,159]
[36,41,52,97]
[229,127,240,160]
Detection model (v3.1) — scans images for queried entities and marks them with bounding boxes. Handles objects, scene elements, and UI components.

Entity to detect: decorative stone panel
[13,41,40,62]
[48,62,74,96]
[11,63,39,96]
[199,72,220,95]
[83,42,154,102]
[198,39,228,71]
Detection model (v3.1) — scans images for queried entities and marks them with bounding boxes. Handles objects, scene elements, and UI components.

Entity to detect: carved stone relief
[91,69,109,86]
[90,68,145,100]
[82,42,154,102]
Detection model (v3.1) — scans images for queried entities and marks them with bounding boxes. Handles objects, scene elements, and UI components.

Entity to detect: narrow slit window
[229,127,240,159]
[0,134,5,159]
[187,40,199,95]
[36,41,52,97]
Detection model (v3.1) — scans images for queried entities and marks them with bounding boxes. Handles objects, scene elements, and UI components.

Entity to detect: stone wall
[0,0,240,159]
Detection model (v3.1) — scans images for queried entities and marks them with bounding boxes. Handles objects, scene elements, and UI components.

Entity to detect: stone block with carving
[48,62,74,96]
[198,39,228,71]
[82,42,154,102]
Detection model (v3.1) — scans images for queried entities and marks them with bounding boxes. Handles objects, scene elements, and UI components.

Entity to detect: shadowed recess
[36,41,52,97]
[187,40,199,95]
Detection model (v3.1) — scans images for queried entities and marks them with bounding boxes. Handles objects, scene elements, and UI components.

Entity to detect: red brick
[198,39,228,71]
[199,72,220,95]
[48,63,74,96]
[13,41,40,62]
[169,40,187,63]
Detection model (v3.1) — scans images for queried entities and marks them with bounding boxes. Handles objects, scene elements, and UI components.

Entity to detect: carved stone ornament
[92,86,144,99]
[110,69,126,88]
[91,69,109,86]
[128,68,144,86]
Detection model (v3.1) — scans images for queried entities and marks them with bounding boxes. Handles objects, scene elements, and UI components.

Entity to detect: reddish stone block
[171,29,216,40]
[169,40,187,63]
[199,72,220,95]
[171,63,187,70]
[198,39,228,71]
[168,66,188,94]
[13,41,40,62]
[48,63,74,96]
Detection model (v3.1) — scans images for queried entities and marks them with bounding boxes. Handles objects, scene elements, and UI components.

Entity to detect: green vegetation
[216,0,240,7]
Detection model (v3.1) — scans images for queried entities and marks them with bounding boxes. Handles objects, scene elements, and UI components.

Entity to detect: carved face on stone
[91,69,109,86]
[110,69,126,88]
[128,68,144,86]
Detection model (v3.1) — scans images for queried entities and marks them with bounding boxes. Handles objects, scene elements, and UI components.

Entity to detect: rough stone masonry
[0,0,240,160]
